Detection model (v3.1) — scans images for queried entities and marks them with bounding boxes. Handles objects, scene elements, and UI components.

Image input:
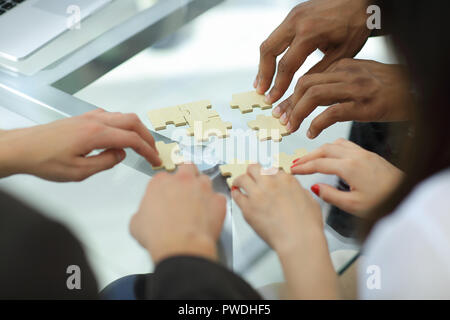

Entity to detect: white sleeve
[358,171,450,299]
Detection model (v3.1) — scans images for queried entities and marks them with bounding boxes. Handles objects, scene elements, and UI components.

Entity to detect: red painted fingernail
[290,162,300,169]
[311,184,320,197]
[231,186,239,191]
[292,157,302,164]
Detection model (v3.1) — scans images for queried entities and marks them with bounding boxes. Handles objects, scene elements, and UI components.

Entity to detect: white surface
[359,169,450,299]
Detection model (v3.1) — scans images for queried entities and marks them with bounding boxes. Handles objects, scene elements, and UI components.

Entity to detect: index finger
[256,23,293,95]
[93,127,162,166]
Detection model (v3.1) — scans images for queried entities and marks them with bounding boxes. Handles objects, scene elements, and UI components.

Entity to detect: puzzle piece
[248,115,290,142]
[152,141,184,172]
[148,106,187,130]
[187,117,232,142]
[230,91,272,113]
[273,148,308,173]
[219,161,255,188]
[179,100,219,125]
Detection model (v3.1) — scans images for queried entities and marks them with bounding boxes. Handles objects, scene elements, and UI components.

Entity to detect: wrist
[0,130,25,178]
[149,233,218,265]
[274,223,326,260]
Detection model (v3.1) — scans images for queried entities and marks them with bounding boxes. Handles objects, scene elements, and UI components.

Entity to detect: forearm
[276,227,339,300]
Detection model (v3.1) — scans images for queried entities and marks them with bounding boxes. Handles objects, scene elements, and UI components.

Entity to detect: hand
[255,0,371,103]
[130,164,227,263]
[291,138,404,215]
[273,59,414,137]
[231,164,323,252]
[232,165,338,299]
[0,109,161,181]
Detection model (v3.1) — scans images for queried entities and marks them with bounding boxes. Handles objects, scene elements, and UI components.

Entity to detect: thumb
[83,149,125,177]
[306,47,346,75]
[311,183,356,214]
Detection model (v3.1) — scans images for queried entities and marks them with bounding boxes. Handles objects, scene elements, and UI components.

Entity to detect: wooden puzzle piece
[186,117,232,142]
[273,148,308,173]
[248,115,289,142]
[179,100,219,125]
[230,91,272,113]
[152,141,184,172]
[148,106,187,130]
[219,161,255,188]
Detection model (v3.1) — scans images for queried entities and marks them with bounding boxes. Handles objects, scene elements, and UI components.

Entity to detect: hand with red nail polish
[291,138,405,216]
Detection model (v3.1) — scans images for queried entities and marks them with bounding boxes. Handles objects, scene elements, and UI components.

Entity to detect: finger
[257,24,293,95]
[97,112,158,151]
[292,143,347,166]
[294,72,347,99]
[232,174,258,194]
[290,158,346,177]
[246,164,264,182]
[312,183,357,214]
[231,188,250,213]
[79,149,125,178]
[177,163,200,177]
[198,174,213,192]
[306,46,348,75]
[307,102,355,139]
[288,82,352,133]
[267,39,316,103]
[93,127,162,166]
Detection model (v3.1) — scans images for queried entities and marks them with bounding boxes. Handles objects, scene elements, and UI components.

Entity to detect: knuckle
[305,85,322,100]
[259,40,271,55]
[336,58,352,69]
[277,58,294,75]
[297,19,314,36]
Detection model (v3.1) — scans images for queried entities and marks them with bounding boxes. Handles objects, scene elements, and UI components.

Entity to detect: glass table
[0,0,397,290]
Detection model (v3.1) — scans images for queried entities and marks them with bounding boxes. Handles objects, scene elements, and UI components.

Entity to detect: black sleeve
[146,256,262,300]
[0,191,98,299]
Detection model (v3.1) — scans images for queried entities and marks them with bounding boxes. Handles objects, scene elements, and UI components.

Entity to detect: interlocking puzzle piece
[187,117,232,142]
[152,141,184,172]
[148,106,187,130]
[273,148,308,173]
[219,161,255,188]
[248,115,289,142]
[230,91,272,113]
[179,100,219,125]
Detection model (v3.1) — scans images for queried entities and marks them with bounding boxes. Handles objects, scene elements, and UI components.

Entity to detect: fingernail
[280,112,287,124]
[272,106,281,117]
[307,129,314,139]
[311,184,320,197]
[292,157,302,164]
[253,78,258,89]
[286,122,292,132]
[116,150,125,162]
[290,162,301,169]
[231,186,239,191]
[264,94,271,104]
